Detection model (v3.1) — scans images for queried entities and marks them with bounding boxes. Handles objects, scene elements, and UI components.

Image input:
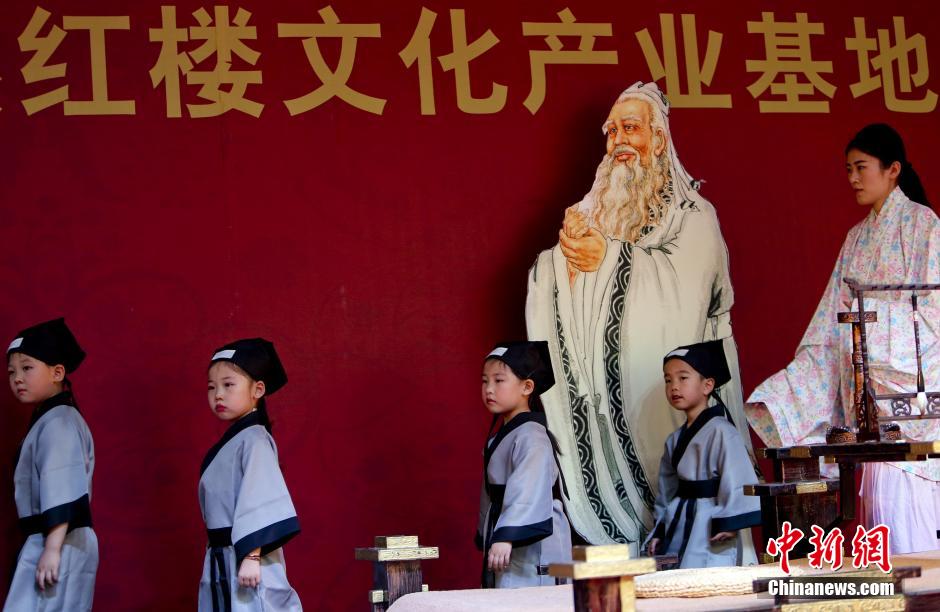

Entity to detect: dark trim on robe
[492,517,554,547]
[43,493,92,533]
[474,531,484,551]
[29,391,77,428]
[483,411,548,472]
[19,494,93,535]
[671,405,726,470]
[200,411,263,475]
[15,391,77,469]
[652,522,666,540]
[206,517,302,565]
[234,516,301,565]
[712,510,762,536]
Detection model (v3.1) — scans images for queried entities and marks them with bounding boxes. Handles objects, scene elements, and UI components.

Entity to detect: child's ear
[51,364,66,383]
[253,380,266,399]
[703,377,715,395]
[522,379,535,396]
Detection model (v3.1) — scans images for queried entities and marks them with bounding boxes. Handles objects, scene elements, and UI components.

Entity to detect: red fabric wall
[1,1,938,609]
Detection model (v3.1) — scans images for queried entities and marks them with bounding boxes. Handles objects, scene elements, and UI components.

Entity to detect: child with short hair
[644,340,761,568]
[198,338,302,611]
[5,318,97,611]
[476,341,571,588]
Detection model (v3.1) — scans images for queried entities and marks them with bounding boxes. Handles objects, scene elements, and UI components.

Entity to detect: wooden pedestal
[549,544,656,611]
[354,535,439,611]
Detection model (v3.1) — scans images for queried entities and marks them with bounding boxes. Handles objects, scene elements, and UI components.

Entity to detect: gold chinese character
[62,16,135,116]
[19,7,68,115]
[186,6,263,118]
[149,6,192,118]
[19,7,134,116]
[149,6,262,118]
[278,6,385,115]
[746,12,835,113]
[522,8,617,114]
[399,8,437,115]
[636,14,731,108]
[846,17,936,113]
[438,9,506,114]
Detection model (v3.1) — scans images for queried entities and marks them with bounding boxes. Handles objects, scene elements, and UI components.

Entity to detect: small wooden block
[744,480,839,497]
[572,544,631,562]
[654,554,680,571]
[837,311,878,323]
[375,535,419,549]
[619,575,636,605]
[368,590,386,604]
[910,441,940,455]
[550,557,656,580]
[355,546,439,562]
[780,457,821,482]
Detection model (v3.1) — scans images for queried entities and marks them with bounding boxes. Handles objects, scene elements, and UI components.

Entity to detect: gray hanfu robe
[643,405,761,568]
[198,411,302,612]
[475,412,572,588]
[4,392,97,612]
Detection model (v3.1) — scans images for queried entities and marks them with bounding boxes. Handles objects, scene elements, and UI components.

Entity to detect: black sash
[662,477,720,563]
[207,527,234,612]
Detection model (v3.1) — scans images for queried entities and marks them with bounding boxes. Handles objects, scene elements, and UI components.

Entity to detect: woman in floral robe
[746,124,940,554]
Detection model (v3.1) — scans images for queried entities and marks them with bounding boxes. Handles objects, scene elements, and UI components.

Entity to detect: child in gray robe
[645,340,761,568]
[476,341,572,588]
[4,318,97,612]
[199,338,302,612]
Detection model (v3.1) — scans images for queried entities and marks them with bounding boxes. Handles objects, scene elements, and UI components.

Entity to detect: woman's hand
[487,542,512,572]
[647,538,660,557]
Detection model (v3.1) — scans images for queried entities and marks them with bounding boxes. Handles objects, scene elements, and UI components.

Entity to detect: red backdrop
[1,1,938,609]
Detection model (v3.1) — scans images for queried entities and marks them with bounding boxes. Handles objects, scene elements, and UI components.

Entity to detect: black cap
[484,341,555,395]
[663,340,730,388]
[209,338,288,395]
[7,318,85,373]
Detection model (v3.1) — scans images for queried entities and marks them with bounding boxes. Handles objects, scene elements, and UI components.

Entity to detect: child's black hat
[485,341,555,394]
[663,340,730,388]
[7,318,85,373]
[210,338,288,395]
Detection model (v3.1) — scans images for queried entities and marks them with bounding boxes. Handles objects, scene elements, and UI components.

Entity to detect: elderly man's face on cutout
[604,98,664,167]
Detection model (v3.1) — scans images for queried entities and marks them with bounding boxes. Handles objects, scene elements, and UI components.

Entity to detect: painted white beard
[587,153,669,243]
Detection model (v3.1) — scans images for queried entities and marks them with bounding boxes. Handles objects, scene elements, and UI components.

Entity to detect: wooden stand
[748,435,940,558]
[354,535,439,611]
[549,544,656,611]
[747,282,940,558]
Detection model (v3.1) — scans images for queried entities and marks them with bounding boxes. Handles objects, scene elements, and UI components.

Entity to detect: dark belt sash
[480,485,505,588]
[662,478,720,563]
[207,527,233,612]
